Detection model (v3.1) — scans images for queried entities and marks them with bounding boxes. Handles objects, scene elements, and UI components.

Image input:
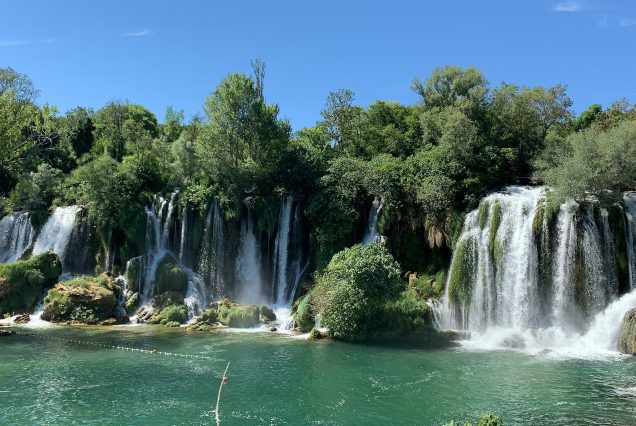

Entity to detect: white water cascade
[624,193,636,290]
[434,186,629,357]
[192,197,225,312]
[132,194,175,305]
[272,197,293,307]
[0,211,35,263]
[32,206,81,265]
[362,198,383,245]
[235,209,263,304]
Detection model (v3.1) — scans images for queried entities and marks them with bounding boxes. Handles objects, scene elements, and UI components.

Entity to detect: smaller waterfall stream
[0,211,35,263]
[235,209,263,304]
[32,206,81,265]
[362,198,383,245]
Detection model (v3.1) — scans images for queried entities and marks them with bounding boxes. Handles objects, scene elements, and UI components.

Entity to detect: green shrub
[311,243,404,341]
[294,294,314,332]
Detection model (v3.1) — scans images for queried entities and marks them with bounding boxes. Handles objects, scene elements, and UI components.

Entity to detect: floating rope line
[23,333,214,360]
[213,362,230,426]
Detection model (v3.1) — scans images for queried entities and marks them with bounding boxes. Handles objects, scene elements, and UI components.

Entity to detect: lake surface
[1,326,636,425]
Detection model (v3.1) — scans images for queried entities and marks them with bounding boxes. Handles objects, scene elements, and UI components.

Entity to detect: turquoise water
[1,326,636,425]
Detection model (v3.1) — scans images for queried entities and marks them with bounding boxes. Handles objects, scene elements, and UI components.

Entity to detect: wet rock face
[618,308,636,355]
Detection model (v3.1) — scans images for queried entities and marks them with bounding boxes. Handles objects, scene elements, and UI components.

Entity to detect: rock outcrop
[0,252,62,315]
[618,308,636,355]
[41,274,123,324]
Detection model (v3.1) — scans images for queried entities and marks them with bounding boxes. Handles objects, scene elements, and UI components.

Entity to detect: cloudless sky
[1,0,635,130]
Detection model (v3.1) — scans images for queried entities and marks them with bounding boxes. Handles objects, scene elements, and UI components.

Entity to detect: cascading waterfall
[272,197,293,307]
[551,200,578,326]
[235,209,264,304]
[362,198,383,245]
[434,186,633,356]
[623,193,636,289]
[0,211,35,263]
[131,194,176,305]
[104,225,114,273]
[32,206,81,266]
[191,197,225,313]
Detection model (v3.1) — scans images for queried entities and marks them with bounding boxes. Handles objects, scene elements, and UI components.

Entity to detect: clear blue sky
[2,0,635,130]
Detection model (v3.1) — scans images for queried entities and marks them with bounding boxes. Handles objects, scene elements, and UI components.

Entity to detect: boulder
[41,274,120,324]
[618,308,636,355]
[259,305,276,322]
[217,299,260,328]
[125,292,139,312]
[309,328,324,339]
[502,334,526,349]
[14,313,30,324]
[154,255,188,297]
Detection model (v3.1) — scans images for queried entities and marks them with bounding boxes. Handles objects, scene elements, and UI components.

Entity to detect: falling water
[235,209,263,304]
[551,199,578,326]
[272,197,293,306]
[624,193,636,290]
[362,198,383,245]
[195,197,225,308]
[0,211,35,263]
[32,206,81,265]
[434,186,628,356]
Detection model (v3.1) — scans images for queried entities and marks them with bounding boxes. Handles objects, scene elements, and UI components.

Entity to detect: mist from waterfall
[0,212,35,263]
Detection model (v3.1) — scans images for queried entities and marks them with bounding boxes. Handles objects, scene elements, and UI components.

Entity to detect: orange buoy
[222,375,228,383]
[151,348,157,354]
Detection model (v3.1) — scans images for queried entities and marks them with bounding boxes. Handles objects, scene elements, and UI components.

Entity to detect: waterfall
[32,206,81,265]
[133,194,177,305]
[362,198,383,245]
[272,197,293,306]
[434,186,630,356]
[114,275,128,318]
[194,197,225,309]
[179,207,188,264]
[624,193,636,289]
[0,211,35,263]
[104,225,114,273]
[551,199,577,326]
[235,209,263,304]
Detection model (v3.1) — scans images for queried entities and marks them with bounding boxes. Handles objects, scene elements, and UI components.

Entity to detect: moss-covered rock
[618,308,636,355]
[217,299,260,328]
[477,200,489,230]
[309,327,325,339]
[488,200,502,250]
[448,237,475,305]
[155,255,188,297]
[148,304,188,325]
[41,274,121,324]
[259,305,276,322]
[0,252,62,315]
